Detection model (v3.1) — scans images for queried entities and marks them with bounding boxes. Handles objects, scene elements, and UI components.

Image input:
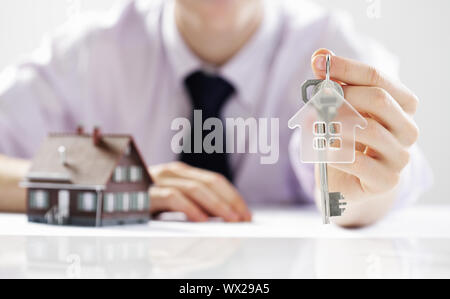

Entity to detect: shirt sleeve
[0,3,137,159]
[288,11,433,206]
[0,29,89,158]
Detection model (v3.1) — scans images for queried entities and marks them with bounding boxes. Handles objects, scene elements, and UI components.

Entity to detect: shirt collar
[161,0,282,110]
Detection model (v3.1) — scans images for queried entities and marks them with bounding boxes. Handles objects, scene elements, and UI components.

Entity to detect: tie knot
[184,71,235,117]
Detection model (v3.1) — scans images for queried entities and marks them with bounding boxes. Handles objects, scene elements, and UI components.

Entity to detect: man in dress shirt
[0,0,431,226]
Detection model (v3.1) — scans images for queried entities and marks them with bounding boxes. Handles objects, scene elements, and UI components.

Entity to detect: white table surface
[0,205,449,278]
[1,204,449,238]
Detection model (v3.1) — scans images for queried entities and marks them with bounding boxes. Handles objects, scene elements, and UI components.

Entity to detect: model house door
[58,190,70,220]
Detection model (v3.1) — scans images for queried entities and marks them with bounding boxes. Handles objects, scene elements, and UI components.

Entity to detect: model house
[288,86,367,164]
[21,127,153,226]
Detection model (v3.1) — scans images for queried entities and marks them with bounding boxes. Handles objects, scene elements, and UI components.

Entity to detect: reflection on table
[0,236,449,278]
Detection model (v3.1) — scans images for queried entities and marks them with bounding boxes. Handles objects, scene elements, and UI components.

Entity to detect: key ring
[301,54,343,104]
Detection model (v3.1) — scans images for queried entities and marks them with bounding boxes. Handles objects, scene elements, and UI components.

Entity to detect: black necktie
[180,71,235,181]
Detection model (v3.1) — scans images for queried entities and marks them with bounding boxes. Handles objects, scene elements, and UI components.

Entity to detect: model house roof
[288,87,367,130]
[26,130,148,187]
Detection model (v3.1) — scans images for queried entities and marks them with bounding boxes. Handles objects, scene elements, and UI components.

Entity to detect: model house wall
[101,143,152,226]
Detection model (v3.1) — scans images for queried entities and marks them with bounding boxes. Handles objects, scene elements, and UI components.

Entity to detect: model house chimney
[58,146,67,165]
[93,127,102,146]
[76,125,84,135]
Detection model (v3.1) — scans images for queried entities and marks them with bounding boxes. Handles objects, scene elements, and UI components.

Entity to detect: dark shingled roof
[27,134,138,186]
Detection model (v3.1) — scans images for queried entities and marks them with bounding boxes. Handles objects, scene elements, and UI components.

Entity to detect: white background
[0,0,448,204]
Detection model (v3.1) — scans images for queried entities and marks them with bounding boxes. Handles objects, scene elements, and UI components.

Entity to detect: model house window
[115,193,130,212]
[129,166,143,182]
[113,192,130,212]
[113,166,127,182]
[29,190,49,210]
[104,192,146,212]
[104,193,115,213]
[77,192,97,212]
[329,137,342,149]
[329,122,341,135]
[122,193,130,212]
[313,122,326,136]
[313,121,342,150]
[137,192,148,211]
[114,193,123,211]
[130,193,138,211]
[313,137,327,150]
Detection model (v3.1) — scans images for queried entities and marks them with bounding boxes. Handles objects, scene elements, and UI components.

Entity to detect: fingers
[180,167,252,221]
[343,85,419,147]
[150,187,209,222]
[156,177,241,222]
[329,152,400,194]
[149,162,252,222]
[311,48,419,115]
[355,118,410,172]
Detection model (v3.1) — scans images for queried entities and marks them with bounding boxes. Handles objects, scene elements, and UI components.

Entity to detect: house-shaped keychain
[288,79,367,164]
[20,127,153,227]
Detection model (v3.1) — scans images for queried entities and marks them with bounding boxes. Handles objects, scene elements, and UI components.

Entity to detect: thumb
[311,48,335,79]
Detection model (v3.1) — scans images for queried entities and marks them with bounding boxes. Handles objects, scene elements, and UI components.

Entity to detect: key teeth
[329,192,346,217]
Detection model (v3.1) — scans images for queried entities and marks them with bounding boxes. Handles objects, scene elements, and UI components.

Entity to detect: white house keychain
[288,55,368,224]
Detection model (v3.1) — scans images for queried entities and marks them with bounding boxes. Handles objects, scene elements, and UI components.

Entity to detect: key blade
[329,192,346,217]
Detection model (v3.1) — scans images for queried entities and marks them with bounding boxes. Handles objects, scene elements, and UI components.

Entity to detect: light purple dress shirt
[0,0,431,206]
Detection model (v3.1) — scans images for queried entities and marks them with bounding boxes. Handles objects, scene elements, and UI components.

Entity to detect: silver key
[301,55,347,224]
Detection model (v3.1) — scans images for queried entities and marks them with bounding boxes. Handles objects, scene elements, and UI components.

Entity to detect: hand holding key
[310,49,419,227]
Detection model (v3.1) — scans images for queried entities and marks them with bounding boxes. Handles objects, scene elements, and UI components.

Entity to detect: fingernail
[313,55,326,71]
[244,211,252,222]
[228,211,240,222]
[198,215,209,222]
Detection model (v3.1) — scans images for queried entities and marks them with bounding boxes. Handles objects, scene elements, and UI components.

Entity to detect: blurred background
[0,0,448,204]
